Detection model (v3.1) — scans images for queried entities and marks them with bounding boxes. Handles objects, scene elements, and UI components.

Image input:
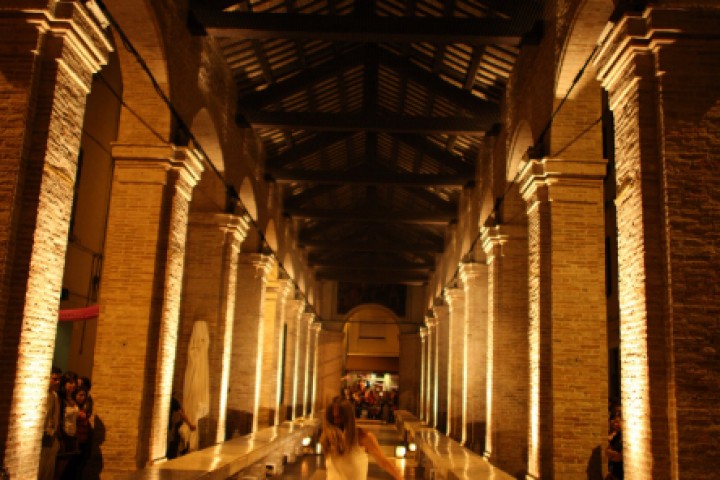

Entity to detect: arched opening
[342,304,400,420]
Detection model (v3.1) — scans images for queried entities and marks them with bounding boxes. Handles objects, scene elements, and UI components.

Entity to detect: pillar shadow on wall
[586,445,603,480]
[467,421,486,455]
[85,415,105,479]
[225,409,254,439]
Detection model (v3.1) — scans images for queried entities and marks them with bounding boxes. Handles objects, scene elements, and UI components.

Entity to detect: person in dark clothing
[167,396,196,459]
[606,410,623,480]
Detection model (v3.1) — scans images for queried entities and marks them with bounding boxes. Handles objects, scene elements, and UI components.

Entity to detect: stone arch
[238,176,258,220]
[343,304,401,364]
[282,251,295,280]
[264,219,278,252]
[190,108,224,173]
[507,120,535,182]
[106,0,172,143]
[549,0,613,158]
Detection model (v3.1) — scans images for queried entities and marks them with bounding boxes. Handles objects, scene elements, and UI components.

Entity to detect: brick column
[398,332,421,414]
[92,144,203,473]
[425,316,437,427]
[263,278,292,426]
[308,321,322,416]
[300,312,315,417]
[0,4,110,477]
[178,214,248,445]
[444,287,465,442]
[281,297,303,421]
[295,311,312,418]
[481,224,529,475]
[418,326,428,422]
[433,304,449,433]
[228,254,274,436]
[459,262,489,454]
[519,158,608,479]
[316,328,344,411]
[595,8,720,479]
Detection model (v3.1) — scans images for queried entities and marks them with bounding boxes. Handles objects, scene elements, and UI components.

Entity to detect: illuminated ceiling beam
[267,168,472,187]
[190,10,529,45]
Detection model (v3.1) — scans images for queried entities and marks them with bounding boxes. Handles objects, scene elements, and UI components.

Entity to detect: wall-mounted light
[408,442,417,452]
[395,445,407,458]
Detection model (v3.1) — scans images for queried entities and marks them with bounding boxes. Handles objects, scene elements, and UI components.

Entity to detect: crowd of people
[344,382,398,423]
[39,367,94,480]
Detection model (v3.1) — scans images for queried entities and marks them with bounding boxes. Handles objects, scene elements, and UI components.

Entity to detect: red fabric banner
[59,304,99,322]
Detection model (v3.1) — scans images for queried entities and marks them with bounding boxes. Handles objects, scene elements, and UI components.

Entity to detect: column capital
[419,326,428,339]
[480,225,510,258]
[443,287,464,309]
[458,262,487,287]
[518,157,607,205]
[424,316,437,329]
[18,2,113,88]
[302,312,315,324]
[594,8,719,104]
[238,253,275,280]
[111,144,205,196]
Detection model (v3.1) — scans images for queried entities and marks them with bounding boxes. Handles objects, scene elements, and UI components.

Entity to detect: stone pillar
[398,332,421,414]
[519,157,608,479]
[595,8,720,479]
[177,214,248,446]
[481,224,529,476]
[418,326,428,422]
[425,316,437,427]
[92,144,203,473]
[281,296,303,421]
[273,279,293,425]
[444,287,465,442]
[257,274,287,428]
[227,254,273,436]
[433,304,449,433]
[459,262,489,454]
[295,311,312,418]
[316,328,344,412]
[0,4,110,477]
[308,322,322,416]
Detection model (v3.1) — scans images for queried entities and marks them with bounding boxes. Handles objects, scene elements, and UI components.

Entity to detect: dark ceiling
[189,0,543,287]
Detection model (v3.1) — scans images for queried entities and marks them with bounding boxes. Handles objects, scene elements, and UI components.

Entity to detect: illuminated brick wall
[0,4,110,477]
[596,8,720,479]
[316,329,344,411]
[228,254,274,436]
[398,332,421,414]
[177,214,247,446]
[482,221,529,476]
[521,158,608,479]
[91,145,202,475]
[444,287,465,442]
[460,262,489,454]
[432,304,449,432]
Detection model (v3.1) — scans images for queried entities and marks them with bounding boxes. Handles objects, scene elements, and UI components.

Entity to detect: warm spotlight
[395,445,407,458]
[408,442,417,452]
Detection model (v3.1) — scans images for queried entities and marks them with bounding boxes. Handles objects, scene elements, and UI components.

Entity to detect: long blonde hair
[320,397,359,455]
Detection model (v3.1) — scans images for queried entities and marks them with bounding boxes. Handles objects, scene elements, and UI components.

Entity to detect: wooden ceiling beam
[265,132,354,169]
[190,10,528,45]
[284,207,455,224]
[299,238,444,254]
[391,133,474,173]
[242,110,491,134]
[314,268,429,284]
[378,49,499,113]
[267,168,472,187]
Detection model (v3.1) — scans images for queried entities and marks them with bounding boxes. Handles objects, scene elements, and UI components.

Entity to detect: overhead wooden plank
[308,258,433,271]
[391,133,474,173]
[243,110,492,134]
[265,132,354,169]
[299,238,444,254]
[314,268,429,284]
[284,207,455,224]
[377,48,499,114]
[267,168,472,186]
[190,10,529,45]
[238,49,364,109]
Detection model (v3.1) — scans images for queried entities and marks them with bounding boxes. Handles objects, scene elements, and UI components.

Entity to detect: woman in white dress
[320,397,403,480]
